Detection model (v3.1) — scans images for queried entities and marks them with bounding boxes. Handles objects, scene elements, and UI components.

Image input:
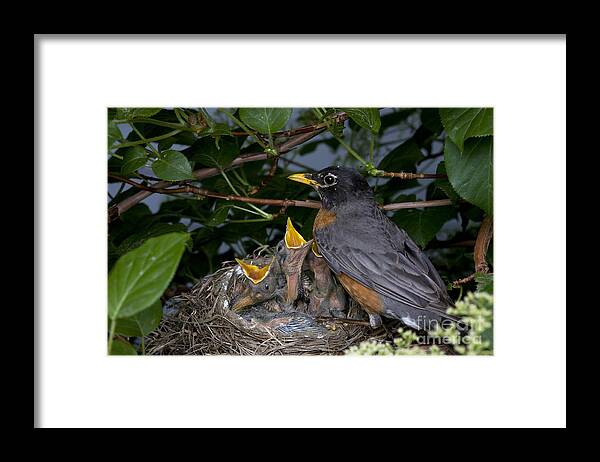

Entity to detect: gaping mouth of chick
[282,238,314,304]
[235,258,272,284]
[284,217,308,249]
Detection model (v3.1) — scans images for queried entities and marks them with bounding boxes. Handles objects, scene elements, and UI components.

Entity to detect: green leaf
[192,137,239,169]
[434,161,460,202]
[115,108,136,119]
[377,139,423,172]
[445,137,493,214]
[133,108,162,118]
[393,206,457,248]
[108,119,123,151]
[342,108,381,134]
[108,155,124,175]
[116,107,162,120]
[206,206,230,227]
[108,338,138,355]
[475,272,493,294]
[152,150,194,181]
[108,232,189,320]
[117,222,189,256]
[113,299,163,337]
[195,123,233,142]
[121,146,147,175]
[121,203,152,223]
[439,108,493,152]
[158,131,198,151]
[239,108,292,134]
[208,123,232,137]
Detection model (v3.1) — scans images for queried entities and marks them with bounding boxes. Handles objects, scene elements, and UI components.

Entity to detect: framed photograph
[36,35,566,428]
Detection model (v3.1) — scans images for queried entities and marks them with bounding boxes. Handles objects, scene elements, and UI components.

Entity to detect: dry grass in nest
[145,263,388,355]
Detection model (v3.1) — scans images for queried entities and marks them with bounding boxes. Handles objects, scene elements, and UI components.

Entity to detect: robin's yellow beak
[287,173,319,187]
[235,258,272,284]
[284,217,308,249]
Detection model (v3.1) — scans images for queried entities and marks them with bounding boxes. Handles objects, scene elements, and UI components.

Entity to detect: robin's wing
[315,205,453,313]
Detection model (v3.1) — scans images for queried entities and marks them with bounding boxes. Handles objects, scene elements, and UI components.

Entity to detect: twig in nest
[316,317,371,327]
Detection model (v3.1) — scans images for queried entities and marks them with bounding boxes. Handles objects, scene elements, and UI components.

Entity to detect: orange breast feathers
[313,208,337,231]
[337,273,384,314]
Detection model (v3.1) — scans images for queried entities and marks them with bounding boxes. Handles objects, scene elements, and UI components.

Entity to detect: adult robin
[230,257,283,312]
[288,166,465,331]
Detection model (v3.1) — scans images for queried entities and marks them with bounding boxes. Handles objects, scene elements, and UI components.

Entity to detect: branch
[473,215,493,274]
[375,171,447,180]
[110,128,326,221]
[452,215,493,287]
[108,174,454,219]
[108,174,321,209]
[382,199,451,211]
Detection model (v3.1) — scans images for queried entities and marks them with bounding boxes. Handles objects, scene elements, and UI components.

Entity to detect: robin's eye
[323,174,337,186]
[264,284,269,290]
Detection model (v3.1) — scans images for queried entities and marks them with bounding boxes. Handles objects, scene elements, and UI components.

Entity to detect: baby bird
[240,307,329,338]
[304,242,347,318]
[229,257,284,312]
[275,218,314,308]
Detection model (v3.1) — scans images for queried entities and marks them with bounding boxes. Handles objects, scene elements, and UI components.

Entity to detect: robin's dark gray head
[287,166,373,209]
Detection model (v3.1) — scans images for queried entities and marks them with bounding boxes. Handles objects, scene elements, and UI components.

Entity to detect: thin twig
[451,274,475,286]
[108,174,321,209]
[315,317,371,326]
[382,199,452,211]
[376,171,447,180]
[108,174,454,215]
[247,157,279,196]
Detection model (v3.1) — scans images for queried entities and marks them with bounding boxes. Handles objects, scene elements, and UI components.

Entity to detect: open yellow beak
[235,258,272,284]
[284,217,308,249]
[287,173,319,187]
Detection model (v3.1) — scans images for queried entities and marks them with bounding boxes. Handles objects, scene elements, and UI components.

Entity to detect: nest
[145,263,389,355]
